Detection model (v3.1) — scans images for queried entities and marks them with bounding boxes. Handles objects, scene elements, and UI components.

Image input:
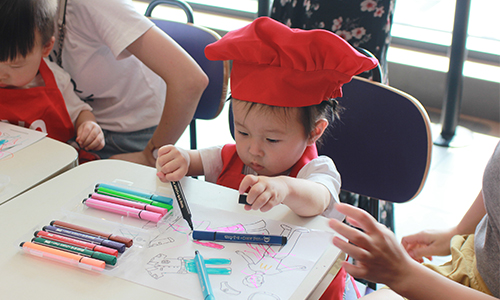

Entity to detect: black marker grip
[171,181,194,230]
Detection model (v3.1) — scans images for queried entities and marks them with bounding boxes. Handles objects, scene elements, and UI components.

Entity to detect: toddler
[0,0,104,156]
[156,17,377,219]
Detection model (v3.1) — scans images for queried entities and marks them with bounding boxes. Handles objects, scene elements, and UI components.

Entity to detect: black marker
[239,194,251,205]
[171,181,194,230]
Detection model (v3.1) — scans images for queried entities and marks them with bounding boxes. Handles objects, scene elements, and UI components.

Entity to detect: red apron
[216,143,318,190]
[0,59,74,143]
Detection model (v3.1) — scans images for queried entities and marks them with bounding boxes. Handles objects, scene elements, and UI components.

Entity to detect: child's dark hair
[299,99,342,146]
[0,0,57,62]
[229,95,342,145]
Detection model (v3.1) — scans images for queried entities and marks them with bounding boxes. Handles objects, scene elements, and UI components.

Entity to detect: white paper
[0,122,47,160]
[117,203,333,300]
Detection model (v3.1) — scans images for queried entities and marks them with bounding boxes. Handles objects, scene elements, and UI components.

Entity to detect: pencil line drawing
[113,203,332,300]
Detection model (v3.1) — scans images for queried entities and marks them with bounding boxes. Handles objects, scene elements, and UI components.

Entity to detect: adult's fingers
[335,203,381,235]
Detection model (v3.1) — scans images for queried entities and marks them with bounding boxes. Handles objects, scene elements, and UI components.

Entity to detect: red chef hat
[205,17,378,107]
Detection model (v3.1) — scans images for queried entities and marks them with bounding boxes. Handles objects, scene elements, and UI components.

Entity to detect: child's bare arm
[75,110,105,151]
[239,175,330,217]
[156,145,204,182]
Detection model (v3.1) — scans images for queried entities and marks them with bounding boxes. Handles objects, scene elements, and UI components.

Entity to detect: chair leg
[190,119,197,150]
[369,198,380,222]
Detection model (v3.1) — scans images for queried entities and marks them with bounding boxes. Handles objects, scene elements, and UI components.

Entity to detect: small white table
[0,159,342,299]
[0,137,78,204]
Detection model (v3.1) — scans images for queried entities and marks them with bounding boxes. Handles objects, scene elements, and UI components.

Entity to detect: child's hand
[76,121,105,151]
[239,175,288,213]
[401,228,456,263]
[156,145,190,182]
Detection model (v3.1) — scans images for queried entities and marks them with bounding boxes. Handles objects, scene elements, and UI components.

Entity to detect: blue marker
[194,250,215,300]
[95,183,173,205]
[192,230,287,246]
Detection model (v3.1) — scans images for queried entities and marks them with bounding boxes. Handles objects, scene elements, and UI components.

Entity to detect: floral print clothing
[271,0,396,84]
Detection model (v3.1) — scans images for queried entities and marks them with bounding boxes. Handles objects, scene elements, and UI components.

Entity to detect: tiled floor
[176,103,500,267]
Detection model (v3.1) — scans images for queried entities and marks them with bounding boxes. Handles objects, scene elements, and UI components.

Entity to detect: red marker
[34,230,118,257]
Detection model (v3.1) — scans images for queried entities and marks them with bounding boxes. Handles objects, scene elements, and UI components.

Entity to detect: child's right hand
[401,227,457,263]
[156,145,190,182]
[76,121,105,151]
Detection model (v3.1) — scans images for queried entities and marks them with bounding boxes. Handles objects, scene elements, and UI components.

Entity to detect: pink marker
[83,198,163,223]
[89,193,169,216]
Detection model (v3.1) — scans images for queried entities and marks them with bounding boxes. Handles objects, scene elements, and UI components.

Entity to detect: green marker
[95,183,173,205]
[95,186,173,211]
[32,237,117,265]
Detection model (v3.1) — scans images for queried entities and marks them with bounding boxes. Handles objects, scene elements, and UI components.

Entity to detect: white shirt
[199,145,344,220]
[50,0,166,132]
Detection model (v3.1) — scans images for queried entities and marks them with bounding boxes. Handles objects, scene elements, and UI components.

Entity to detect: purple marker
[42,225,126,253]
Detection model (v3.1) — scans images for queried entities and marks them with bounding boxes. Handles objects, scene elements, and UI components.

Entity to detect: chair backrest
[318,76,432,203]
[150,19,229,121]
[145,0,194,23]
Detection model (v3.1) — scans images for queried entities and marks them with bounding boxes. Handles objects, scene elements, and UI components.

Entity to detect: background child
[329,141,500,299]
[0,0,104,158]
[156,17,377,219]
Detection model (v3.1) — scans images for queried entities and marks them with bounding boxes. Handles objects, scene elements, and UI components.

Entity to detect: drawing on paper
[0,122,46,159]
[115,202,332,300]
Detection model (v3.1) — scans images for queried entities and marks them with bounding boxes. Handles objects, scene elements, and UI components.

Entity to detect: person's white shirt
[50,0,166,132]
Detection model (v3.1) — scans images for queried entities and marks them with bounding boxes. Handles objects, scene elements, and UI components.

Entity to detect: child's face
[0,32,53,89]
[233,99,312,176]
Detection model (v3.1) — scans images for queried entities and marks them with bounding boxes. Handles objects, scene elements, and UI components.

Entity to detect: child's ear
[307,118,328,145]
[42,36,55,57]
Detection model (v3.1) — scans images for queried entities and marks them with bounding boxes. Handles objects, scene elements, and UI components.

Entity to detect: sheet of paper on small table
[0,122,47,160]
[115,203,333,300]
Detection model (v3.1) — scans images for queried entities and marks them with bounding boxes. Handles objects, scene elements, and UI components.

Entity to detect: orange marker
[20,241,105,271]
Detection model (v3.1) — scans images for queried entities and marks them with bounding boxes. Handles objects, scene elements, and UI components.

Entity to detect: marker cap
[92,252,117,265]
[138,210,163,223]
[101,239,126,253]
[108,235,133,248]
[192,231,216,241]
[150,194,173,205]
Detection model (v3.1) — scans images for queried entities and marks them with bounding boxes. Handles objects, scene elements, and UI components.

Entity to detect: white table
[0,159,342,299]
[0,137,78,204]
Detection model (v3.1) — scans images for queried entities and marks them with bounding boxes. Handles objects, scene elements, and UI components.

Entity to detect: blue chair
[145,1,230,149]
[320,76,432,292]
[319,76,432,206]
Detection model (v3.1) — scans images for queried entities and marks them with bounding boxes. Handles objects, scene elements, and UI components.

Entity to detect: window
[135,0,499,81]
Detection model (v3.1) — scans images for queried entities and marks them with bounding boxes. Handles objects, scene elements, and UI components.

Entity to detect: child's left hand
[76,121,105,151]
[239,175,288,212]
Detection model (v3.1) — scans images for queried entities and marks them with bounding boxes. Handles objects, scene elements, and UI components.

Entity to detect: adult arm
[329,203,497,300]
[111,26,208,166]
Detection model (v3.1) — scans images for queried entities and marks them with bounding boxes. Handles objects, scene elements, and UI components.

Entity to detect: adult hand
[401,228,456,263]
[329,203,416,287]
